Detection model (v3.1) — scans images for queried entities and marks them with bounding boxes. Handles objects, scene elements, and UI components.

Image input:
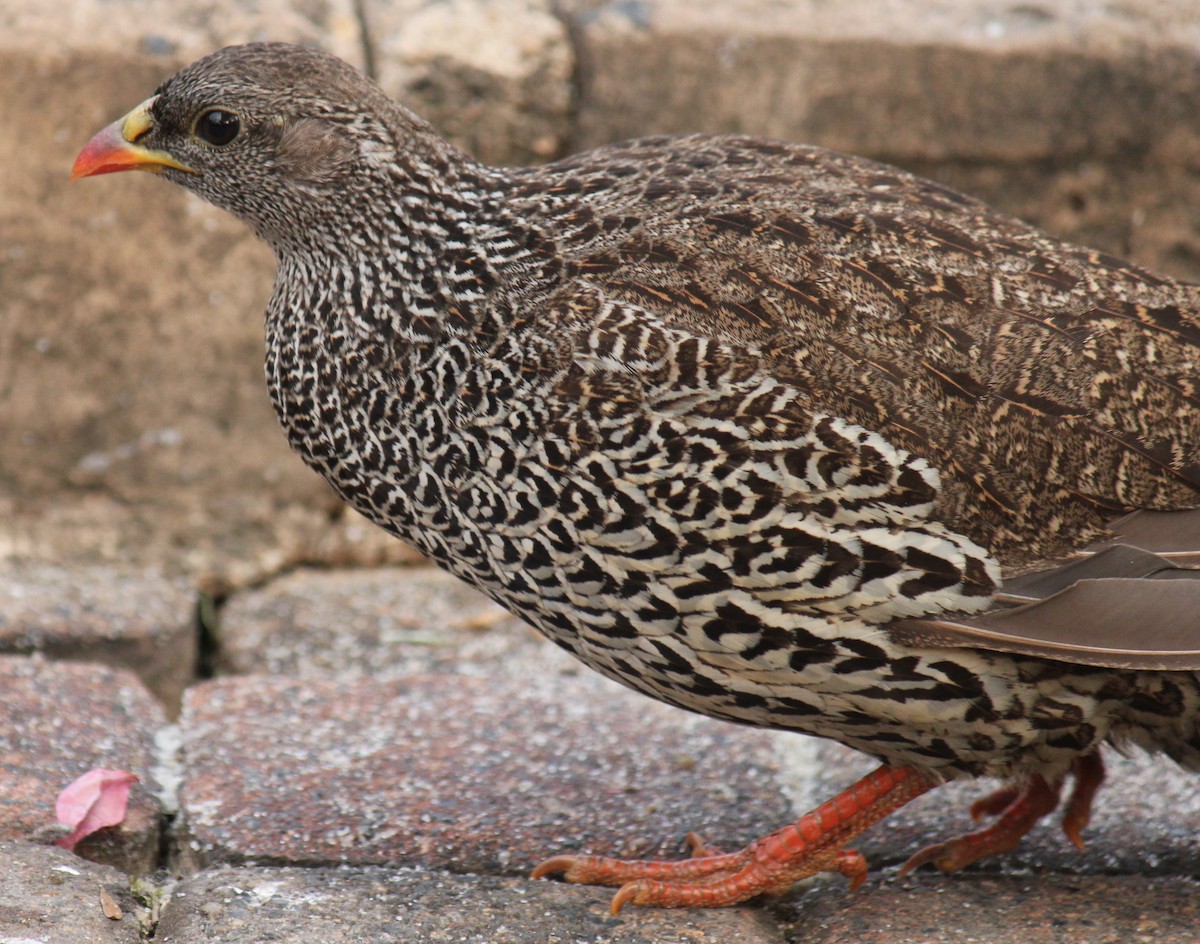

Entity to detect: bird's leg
[899,773,1062,876]
[899,750,1107,876]
[1061,752,1105,850]
[532,765,936,912]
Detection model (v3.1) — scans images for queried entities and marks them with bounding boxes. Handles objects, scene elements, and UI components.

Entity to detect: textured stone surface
[786,872,1200,943]
[1,0,364,63]
[0,657,164,873]
[2,0,551,581]
[0,560,196,708]
[155,864,784,943]
[0,840,147,944]
[366,0,573,164]
[565,0,1200,161]
[176,668,790,875]
[217,566,540,680]
[0,657,165,875]
[0,0,360,580]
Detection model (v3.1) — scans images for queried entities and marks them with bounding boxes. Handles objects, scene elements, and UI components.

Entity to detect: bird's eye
[194,109,240,146]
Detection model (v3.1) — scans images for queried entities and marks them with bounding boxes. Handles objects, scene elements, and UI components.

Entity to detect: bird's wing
[522,286,1000,622]
[525,138,1200,565]
[887,526,1200,670]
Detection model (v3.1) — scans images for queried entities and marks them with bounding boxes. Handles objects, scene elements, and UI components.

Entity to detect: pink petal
[54,768,139,851]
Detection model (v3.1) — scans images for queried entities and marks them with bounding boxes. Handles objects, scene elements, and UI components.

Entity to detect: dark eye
[195,109,240,146]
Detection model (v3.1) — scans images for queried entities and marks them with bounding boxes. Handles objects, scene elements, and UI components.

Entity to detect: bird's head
[73,43,433,251]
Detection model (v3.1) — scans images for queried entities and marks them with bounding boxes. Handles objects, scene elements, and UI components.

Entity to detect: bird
[73,42,1200,912]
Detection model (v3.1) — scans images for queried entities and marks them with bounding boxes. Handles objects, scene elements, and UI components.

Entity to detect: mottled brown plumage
[74,43,1200,911]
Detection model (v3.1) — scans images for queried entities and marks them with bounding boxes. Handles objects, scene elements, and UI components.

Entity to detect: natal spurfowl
[74,43,1200,911]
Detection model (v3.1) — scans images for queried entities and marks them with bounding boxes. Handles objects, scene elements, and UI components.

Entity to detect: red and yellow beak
[71,98,194,180]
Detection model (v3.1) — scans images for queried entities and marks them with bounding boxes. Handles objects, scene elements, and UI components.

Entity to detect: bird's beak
[71,98,195,180]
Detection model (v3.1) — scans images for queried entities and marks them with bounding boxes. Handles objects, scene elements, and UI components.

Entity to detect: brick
[0,840,147,944]
[365,0,573,165]
[155,864,786,943]
[177,665,791,874]
[787,872,1200,944]
[0,656,165,874]
[0,0,361,578]
[565,0,1200,164]
[217,566,543,680]
[0,561,195,708]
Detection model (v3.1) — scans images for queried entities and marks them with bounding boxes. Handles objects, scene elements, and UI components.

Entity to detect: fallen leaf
[54,768,139,851]
[99,886,123,920]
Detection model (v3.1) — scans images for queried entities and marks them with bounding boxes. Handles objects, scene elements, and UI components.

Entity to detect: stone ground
[5,0,1200,941]
[3,565,1200,943]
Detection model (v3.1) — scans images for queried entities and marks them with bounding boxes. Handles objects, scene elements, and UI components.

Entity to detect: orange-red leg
[899,773,1061,876]
[532,765,936,912]
[969,783,1021,822]
[899,751,1105,876]
[1062,752,1105,851]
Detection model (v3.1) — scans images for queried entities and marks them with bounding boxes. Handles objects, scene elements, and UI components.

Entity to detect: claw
[684,831,723,859]
[836,849,870,890]
[611,882,641,915]
[897,841,948,878]
[530,855,577,881]
[969,784,1020,823]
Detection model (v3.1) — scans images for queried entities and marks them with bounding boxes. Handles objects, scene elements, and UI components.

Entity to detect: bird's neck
[261,160,564,514]
[270,157,557,346]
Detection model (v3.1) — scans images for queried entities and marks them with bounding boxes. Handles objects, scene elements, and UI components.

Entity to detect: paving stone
[0,656,165,875]
[0,840,148,944]
[784,872,1200,944]
[155,864,785,944]
[794,739,1200,879]
[564,0,1200,164]
[217,566,544,680]
[177,665,791,875]
[0,560,196,709]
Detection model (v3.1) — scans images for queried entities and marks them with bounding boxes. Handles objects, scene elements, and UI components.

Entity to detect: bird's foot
[532,764,935,912]
[899,751,1105,875]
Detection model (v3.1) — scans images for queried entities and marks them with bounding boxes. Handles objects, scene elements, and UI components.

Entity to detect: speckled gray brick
[0,841,147,944]
[154,864,786,944]
[218,566,545,680]
[785,872,1200,944]
[0,560,196,709]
